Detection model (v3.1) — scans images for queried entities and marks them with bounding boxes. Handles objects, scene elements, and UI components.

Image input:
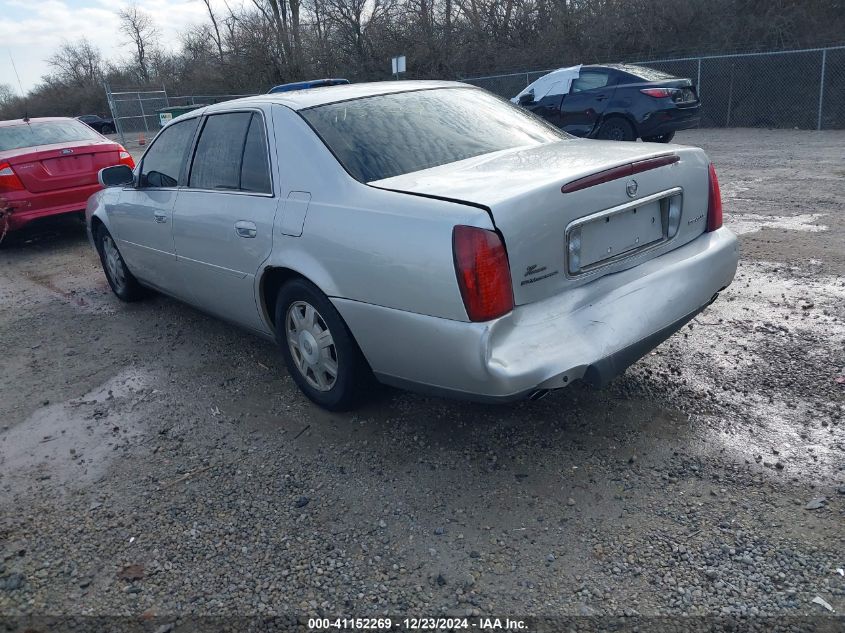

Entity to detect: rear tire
[642,132,675,143]
[597,117,636,141]
[94,225,146,302]
[102,125,116,134]
[275,278,372,411]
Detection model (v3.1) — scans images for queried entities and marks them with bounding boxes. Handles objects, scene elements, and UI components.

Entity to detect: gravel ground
[0,129,843,626]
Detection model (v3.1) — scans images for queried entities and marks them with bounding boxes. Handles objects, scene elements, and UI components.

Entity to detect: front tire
[597,117,636,141]
[642,132,675,143]
[95,225,145,302]
[275,278,372,411]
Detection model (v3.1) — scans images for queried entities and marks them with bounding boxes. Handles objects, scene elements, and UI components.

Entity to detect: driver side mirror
[518,92,535,106]
[98,164,135,188]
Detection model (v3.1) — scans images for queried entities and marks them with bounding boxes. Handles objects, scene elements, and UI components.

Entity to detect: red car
[0,117,134,234]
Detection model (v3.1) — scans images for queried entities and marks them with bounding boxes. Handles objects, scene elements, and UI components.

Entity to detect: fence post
[525,72,529,87]
[726,63,735,127]
[103,81,127,147]
[817,48,827,131]
[137,93,149,133]
[696,58,702,94]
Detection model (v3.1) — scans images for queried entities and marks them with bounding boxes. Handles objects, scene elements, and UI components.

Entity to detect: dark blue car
[516,64,700,143]
[268,79,350,94]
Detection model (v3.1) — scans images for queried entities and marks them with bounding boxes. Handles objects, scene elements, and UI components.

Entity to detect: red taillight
[453,225,514,322]
[640,88,674,98]
[118,147,135,168]
[0,162,25,193]
[707,163,723,232]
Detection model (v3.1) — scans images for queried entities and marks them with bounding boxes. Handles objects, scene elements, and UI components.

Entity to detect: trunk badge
[61,149,74,155]
[626,179,638,198]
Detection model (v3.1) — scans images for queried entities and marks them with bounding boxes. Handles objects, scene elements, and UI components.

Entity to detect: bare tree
[118,3,160,83]
[46,39,104,87]
[8,0,844,119]
[200,0,226,63]
[0,83,16,108]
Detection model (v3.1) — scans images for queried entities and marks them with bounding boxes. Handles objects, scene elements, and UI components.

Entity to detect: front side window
[140,118,200,188]
[301,87,567,183]
[0,120,101,152]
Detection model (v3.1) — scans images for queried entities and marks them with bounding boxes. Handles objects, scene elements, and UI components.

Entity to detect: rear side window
[189,112,271,193]
[189,113,251,190]
[0,120,101,151]
[141,118,200,188]
[240,115,271,193]
[571,71,611,93]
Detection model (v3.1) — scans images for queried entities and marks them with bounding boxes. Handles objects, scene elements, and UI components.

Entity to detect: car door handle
[595,95,607,101]
[235,221,257,238]
[153,212,168,224]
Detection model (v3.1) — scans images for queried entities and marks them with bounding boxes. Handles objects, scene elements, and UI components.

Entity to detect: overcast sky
[0,0,239,93]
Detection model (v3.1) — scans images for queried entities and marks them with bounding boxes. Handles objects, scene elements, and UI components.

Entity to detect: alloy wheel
[102,235,126,292]
[285,301,338,392]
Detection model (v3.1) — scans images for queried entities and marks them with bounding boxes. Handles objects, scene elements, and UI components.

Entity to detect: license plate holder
[566,188,683,276]
[579,201,663,268]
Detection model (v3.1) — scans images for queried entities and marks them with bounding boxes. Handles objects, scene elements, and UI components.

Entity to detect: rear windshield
[617,65,678,81]
[0,120,101,151]
[300,87,568,183]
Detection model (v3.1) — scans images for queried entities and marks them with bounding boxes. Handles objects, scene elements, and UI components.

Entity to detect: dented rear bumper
[333,227,739,402]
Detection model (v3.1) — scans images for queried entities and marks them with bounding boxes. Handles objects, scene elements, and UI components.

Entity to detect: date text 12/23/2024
[308,617,527,630]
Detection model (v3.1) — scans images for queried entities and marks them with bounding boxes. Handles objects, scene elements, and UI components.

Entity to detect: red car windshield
[0,120,101,152]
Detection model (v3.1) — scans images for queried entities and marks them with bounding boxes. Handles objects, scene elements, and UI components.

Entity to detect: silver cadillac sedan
[88,81,738,410]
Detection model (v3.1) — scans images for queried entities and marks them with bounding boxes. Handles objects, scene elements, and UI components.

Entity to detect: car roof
[203,80,472,113]
[268,78,349,93]
[0,116,79,128]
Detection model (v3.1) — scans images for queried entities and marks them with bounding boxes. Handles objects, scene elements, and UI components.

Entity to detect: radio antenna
[8,49,25,97]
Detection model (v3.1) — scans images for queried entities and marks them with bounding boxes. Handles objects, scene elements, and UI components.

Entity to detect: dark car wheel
[642,132,675,143]
[275,278,372,411]
[102,124,116,135]
[597,117,636,141]
[95,225,146,302]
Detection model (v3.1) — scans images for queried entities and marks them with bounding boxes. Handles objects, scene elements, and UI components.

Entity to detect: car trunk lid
[642,78,699,105]
[370,139,713,306]
[2,141,122,193]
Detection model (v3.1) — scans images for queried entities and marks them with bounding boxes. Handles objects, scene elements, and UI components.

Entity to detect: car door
[524,80,569,127]
[171,110,276,332]
[560,70,615,136]
[108,117,199,294]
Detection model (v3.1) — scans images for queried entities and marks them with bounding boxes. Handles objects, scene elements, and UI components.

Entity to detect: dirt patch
[0,129,843,619]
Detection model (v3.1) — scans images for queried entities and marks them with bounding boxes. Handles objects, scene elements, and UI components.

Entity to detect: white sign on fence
[391,55,406,75]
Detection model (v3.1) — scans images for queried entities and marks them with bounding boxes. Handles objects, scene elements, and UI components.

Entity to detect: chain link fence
[461,46,845,130]
[103,84,258,147]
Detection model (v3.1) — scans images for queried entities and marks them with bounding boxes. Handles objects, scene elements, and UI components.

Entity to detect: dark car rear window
[614,64,678,81]
[300,87,568,183]
[0,120,101,151]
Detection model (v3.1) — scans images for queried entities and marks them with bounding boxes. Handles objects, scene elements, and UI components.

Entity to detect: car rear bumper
[333,227,739,402]
[639,104,701,137]
[2,184,101,231]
